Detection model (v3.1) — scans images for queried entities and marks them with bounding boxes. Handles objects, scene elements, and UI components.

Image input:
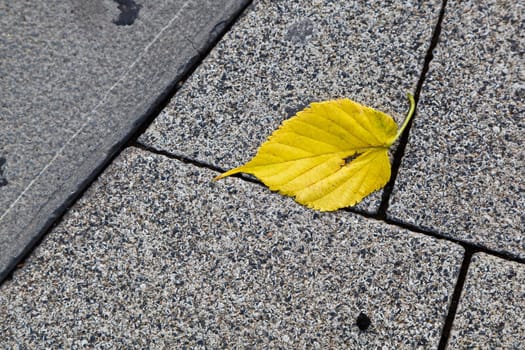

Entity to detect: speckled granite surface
[0,148,463,348]
[139,0,441,213]
[388,0,524,256]
[447,253,525,349]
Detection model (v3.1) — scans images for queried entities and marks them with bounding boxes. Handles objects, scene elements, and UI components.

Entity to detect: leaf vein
[331,104,384,145]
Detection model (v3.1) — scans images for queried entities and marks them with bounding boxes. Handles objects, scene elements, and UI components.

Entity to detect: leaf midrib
[251,145,389,167]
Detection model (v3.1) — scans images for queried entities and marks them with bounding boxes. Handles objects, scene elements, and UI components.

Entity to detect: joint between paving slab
[134,143,525,267]
[113,143,525,268]
[133,142,224,175]
[437,248,473,350]
[384,216,525,264]
[128,144,525,268]
[133,142,262,186]
[377,0,449,218]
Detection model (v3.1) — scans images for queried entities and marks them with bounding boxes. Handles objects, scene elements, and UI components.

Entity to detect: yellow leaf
[215,94,415,211]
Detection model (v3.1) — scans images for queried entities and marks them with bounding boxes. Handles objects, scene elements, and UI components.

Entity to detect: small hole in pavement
[356,312,371,331]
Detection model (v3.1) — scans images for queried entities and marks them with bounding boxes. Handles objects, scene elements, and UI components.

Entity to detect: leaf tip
[213,166,246,181]
[212,174,224,181]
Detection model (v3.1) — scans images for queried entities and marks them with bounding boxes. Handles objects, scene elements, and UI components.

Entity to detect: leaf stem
[389,93,415,146]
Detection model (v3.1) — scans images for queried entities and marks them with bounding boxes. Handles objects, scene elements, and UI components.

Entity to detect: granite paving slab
[447,253,525,349]
[0,0,249,280]
[387,0,524,256]
[139,0,442,213]
[0,147,464,348]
